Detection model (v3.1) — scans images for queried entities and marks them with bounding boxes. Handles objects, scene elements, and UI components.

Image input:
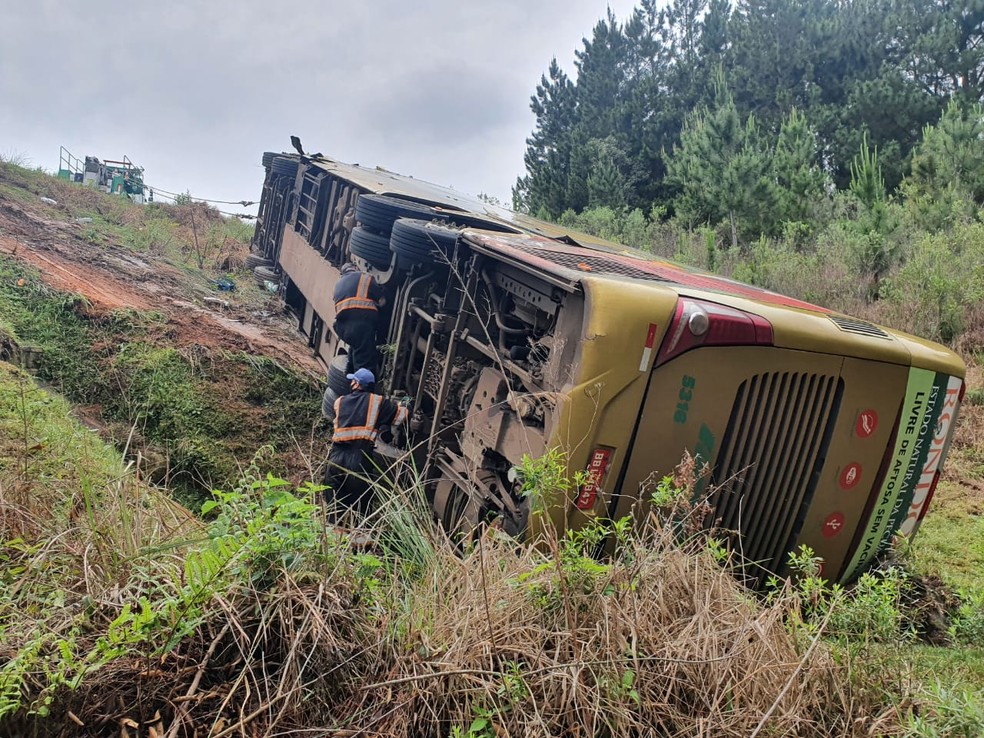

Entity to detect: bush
[556,205,663,251]
[777,547,914,644]
[879,222,984,342]
[906,681,984,738]
[949,589,984,646]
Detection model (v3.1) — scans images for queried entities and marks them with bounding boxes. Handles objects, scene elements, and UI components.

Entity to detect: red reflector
[575,447,612,510]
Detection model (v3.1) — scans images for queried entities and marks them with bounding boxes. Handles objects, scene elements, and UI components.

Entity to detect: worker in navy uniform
[333,263,384,375]
[325,368,408,519]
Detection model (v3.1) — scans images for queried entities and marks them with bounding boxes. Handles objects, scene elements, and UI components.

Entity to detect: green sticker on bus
[842,368,942,581]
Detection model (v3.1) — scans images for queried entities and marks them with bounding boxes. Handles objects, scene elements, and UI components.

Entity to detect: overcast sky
[1,0,638,215]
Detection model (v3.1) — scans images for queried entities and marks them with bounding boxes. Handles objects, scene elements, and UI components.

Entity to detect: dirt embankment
[0,195,321,378]
[0,171,333,495]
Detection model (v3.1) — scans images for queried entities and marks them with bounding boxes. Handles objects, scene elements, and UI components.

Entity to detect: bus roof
[466,231,829,314]
[307,155,637,250]
[301,153,825,312]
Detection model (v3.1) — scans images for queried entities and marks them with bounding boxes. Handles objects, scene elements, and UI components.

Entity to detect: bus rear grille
[829,315,890,339]
[710,372,843,579]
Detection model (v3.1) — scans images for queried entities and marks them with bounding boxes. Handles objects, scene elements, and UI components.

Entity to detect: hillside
[0,161,982,736]
[0,161,328,504]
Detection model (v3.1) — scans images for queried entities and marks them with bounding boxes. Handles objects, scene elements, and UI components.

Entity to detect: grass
[0,362,195,624]
[0,162,325,506]
[0,257,115,402]
[2,158,983,736]
[910,480,984,593]
[905,645,984,691]
[0,388,919,736]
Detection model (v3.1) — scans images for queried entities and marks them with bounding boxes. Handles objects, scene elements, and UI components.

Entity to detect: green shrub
[828,567,914,641]
[556,205,662,251]
[949,589,984,646]
[110,345,228,439]
[202,456,327,587]
[879,222,984,341]
[906,681,984,738]
[778,547,913,643]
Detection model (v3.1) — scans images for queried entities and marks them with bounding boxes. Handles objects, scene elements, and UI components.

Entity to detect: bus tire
[322,386,339,421]
[253,265,279,281]
[327,354,352,395]
[245,254,273,270]
[390,219,460,266]
[271,156,299,178]
[434,478,481,545]
[349,226,392,269]
[354,194,447,235]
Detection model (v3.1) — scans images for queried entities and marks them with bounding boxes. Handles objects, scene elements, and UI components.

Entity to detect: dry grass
[0,363,908,737]
[6,522,888,738]
[0,415,903,738]
[351,533,857,737]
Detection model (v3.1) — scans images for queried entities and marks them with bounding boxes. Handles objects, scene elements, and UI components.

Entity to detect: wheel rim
[434,478,480,543]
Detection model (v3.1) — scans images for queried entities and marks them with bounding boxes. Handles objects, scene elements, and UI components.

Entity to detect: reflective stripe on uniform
[393,405,408,428]
[335,273,378,314]
[332,393,383,443]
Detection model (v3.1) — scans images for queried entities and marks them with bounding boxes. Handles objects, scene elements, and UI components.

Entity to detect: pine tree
[622,0,674,205]
[666,74,775,248]
[848,132,900,299]
[516,59,578,217]
[772,108,827,229]
[574,10,629,139]
[585,137,632,209]
[905,101,984,228]
[726,0,825,125]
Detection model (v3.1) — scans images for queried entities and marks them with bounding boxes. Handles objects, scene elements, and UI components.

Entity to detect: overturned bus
[250,150,965,584]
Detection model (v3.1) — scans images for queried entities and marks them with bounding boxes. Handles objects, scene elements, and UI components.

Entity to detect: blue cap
[346,368,375,386]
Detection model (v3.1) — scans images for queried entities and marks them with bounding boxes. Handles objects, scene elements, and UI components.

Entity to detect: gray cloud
[0,0,638,209]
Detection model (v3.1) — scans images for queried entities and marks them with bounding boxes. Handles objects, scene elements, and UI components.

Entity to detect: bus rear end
[551,276,965,584]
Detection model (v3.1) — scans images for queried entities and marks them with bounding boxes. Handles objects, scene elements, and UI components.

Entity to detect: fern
[184,534,243,594]
[0,635,45,719]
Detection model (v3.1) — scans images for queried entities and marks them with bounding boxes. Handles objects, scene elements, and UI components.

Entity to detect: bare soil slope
[0,166,329,498]
[0,193,321,378]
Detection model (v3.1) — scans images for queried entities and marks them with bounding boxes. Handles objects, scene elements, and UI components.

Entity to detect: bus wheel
[253,265,279,283]
[321,386,338,421]
[349,226,393,269]
[271,156,299,178]
[245,253,273,270]
[390,218,461,267]
[434,478,481,545]
[354,194,447,235]
[327,354,352,396]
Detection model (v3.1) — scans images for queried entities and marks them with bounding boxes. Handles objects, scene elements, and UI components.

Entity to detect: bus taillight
[655,298,773,366]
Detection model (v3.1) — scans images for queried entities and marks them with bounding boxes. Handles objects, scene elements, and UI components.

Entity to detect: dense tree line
[514,0,984,242]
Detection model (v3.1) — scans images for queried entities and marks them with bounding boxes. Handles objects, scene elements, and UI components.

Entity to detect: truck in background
[57,146,146,203]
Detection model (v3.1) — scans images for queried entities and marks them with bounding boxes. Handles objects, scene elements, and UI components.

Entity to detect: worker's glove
[379,425,394,445]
